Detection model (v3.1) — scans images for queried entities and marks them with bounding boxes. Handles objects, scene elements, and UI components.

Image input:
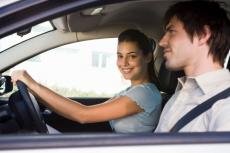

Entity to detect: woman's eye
[129,55,137,59]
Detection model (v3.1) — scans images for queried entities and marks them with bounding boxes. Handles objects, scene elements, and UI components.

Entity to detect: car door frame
[1,0,230,152]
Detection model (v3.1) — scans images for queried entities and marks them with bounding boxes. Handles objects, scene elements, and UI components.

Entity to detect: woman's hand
[11,70,36,87]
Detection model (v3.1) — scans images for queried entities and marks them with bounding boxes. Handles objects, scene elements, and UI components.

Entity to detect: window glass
[224,50,230,68]
[4,38,130,97]
[0,0,21,8]
[0,21,53,52]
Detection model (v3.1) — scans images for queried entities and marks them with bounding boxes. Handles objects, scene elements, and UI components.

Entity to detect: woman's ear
[198,25,211,46]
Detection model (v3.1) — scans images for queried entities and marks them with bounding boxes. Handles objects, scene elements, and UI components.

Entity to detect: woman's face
[117,41,150,85]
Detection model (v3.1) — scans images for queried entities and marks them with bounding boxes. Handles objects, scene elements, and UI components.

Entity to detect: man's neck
[184,60,222,77]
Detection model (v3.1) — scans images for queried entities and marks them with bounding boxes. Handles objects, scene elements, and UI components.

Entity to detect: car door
[1,0,230,153]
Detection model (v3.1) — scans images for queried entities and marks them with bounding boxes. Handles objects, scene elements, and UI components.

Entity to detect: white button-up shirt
[155,69,230,132]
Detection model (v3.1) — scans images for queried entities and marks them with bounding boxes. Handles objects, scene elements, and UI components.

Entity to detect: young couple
[11,0,230,133]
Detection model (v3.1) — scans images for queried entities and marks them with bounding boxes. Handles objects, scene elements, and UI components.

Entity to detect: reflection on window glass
[0,21,53,52]
[92,51,112,68]
[224,50,230,68]
[4,38,130,98]
[92,52,100,67]
[0,0,21,8]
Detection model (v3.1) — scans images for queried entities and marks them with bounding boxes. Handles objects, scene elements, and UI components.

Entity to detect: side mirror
[0,76,13,95]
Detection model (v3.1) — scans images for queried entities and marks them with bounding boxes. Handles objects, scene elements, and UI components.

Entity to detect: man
[155,0,230,132]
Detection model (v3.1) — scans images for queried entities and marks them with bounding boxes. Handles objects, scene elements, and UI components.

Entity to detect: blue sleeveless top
[109,83,162,133]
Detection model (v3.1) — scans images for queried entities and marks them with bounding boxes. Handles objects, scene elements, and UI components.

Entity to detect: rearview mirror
[0,76,13,95]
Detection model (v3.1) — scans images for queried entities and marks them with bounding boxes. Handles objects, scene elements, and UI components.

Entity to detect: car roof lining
[51,0,173,40]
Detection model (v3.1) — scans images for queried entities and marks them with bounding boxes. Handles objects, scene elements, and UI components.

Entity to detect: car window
[225,50,230,68]
[0,21,53,52]
[0,0,21,8]
[4,38,130,98]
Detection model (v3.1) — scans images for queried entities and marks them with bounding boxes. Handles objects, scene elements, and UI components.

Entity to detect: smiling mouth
[121,68,132,74]
[163,49,171,57]
[163,48,171,53]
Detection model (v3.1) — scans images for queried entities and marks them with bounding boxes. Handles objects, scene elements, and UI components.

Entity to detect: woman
[11,29,162,133]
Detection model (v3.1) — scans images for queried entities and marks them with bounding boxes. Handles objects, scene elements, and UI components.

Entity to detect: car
[0,0,230,152]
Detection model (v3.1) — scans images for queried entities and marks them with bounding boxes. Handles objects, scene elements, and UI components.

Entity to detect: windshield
[0,21,54,52]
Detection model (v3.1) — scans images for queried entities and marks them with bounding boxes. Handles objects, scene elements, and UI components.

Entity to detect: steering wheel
[8,81,48,133]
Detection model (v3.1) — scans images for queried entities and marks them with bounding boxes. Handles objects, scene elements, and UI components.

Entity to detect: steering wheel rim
[11,81,48,133]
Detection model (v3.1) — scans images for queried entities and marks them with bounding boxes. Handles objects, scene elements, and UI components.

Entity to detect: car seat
[153,46,184,109]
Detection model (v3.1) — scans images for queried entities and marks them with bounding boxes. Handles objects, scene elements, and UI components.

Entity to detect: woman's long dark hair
[118,29,159,85]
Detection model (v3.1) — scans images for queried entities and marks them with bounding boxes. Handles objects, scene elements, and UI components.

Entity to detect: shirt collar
[175,69,230,94]
[195,69,230,94]
[175,76,186,91]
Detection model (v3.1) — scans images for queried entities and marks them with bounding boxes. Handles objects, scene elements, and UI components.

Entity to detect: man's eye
[168,29,176,33]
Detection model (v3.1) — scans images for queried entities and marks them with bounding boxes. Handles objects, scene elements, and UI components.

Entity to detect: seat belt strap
[170,87,230,133]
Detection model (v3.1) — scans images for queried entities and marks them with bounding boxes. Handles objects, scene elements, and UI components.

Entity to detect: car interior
[0,0,229,135]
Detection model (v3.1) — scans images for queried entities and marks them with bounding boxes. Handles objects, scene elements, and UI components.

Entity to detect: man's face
[159,16,199,71]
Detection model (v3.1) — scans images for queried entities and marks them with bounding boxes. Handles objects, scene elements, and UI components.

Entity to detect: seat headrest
[158,60,184,94]
[149,38,156,52]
